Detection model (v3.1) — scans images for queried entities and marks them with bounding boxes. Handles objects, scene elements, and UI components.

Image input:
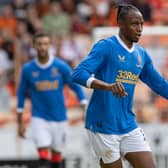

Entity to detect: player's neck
[37,56,50,64]
[119,33,133,49]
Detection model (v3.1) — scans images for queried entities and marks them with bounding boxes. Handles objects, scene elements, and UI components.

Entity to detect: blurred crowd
[0,0,168,125]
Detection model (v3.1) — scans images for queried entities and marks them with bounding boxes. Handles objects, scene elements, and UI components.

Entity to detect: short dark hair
[32,31,50,43]
[117,4,140,22]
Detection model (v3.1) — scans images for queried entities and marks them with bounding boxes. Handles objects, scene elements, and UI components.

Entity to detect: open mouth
[136,33,142,37]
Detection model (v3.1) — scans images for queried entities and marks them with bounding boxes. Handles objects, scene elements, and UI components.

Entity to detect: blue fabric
[72,36,168,134]
[17,57,86,121]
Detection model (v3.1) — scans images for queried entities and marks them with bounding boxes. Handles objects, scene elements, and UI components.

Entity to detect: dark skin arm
[90,79,128,98]
[17,113,26,138]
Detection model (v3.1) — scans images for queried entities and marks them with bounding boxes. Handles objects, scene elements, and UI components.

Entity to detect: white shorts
[86,128,151,164]
[30,117,68,152]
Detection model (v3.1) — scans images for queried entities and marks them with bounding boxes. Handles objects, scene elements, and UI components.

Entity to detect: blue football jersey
[17,56,86,121]
[72,35,168,134]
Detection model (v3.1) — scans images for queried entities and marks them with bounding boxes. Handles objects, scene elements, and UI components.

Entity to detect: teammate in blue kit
[72,4,168,168]
[16,32,87,168]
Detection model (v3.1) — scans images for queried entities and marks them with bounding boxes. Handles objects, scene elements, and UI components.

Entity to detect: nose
[40,44,47,50]
[137,24,142,33]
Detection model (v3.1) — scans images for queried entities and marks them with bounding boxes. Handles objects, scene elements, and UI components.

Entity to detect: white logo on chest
[118,55,125,62]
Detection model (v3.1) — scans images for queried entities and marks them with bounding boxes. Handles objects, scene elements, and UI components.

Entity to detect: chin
[39,53,48,57]
[133,38,139,43]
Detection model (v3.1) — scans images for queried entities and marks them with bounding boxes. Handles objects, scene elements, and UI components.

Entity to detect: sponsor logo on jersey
[35,80,58,90]
[116,70,139,84]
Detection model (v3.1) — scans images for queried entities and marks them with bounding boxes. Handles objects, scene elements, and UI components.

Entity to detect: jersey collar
[35,55,54,69]
[115,35,135,53]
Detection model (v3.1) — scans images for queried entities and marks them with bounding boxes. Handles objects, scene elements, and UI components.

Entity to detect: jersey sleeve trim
[80,99,88,105]
[86,76,96,88]
[17,108,24,113]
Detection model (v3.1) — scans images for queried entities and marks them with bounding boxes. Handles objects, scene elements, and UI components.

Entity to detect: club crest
[51,67,58,76]
[136,54,142,69]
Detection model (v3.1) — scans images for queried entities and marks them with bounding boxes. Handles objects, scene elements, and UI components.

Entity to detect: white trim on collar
[116,35,135,53]
[35,55,54,69]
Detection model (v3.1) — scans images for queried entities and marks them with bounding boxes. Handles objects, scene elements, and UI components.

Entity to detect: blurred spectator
[76,0,93,23]
[42,1,71,35]
[2,39,15,63]
[26,4,43,34]
[50,33,86,68]
[61,0,76,14]
[16,20,29,39]
[155,96,168,123]
[36,0,50,18]
[107,1,118,26]
[0,39,12,75]
[147,0,162,9]
[16,20,34,56]
[0,0,12,5]
[88,5,107,28]
[135,102,157,123]
[94,0,109,17]
[71,13,90,34]
[0,40,11,112]
[0,4,17,38]
[11,0,27,20]
[2,39,16,95]
[16,30,35,65]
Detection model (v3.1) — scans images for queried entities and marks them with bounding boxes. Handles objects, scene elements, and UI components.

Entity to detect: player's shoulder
[134,43,144,50]
[105,35,116,42]
[93,35,116,51]
[97,35,116,44]
[22,59,35,70]
[134,44,151,62]
[53,57,71,71]
[99,35,121,50]
[53,57,69,66]
[134,44,148,55]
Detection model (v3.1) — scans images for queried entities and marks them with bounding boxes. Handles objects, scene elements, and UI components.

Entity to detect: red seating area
[152,0,168,24]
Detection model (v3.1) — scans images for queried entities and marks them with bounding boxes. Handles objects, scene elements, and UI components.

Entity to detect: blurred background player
[16,31,87,168]
[72,4,168,168]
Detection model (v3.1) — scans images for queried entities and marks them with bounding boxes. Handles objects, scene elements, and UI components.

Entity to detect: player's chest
[28,67,63,89]
[109,51,144,74]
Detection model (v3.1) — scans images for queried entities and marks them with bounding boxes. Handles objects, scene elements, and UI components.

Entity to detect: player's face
[34,36,50,58]
[121,11,144,43]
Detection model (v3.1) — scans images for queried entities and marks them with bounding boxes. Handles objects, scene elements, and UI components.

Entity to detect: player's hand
[17,123,26,138]
[17,122,26,138]
[80,104,87,121]
[69,103,87,126]
[107,82,128,98]
[17,113,26,138]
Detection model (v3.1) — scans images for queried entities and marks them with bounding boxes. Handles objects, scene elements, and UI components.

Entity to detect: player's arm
[16,66,29,138]
[140,53,168,99]
[72,40,127,98]
[89,79,128,97]
[62,62,88,109]
[62,63,88,121]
